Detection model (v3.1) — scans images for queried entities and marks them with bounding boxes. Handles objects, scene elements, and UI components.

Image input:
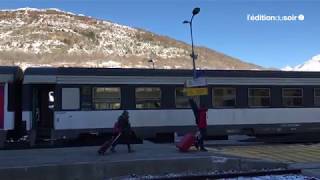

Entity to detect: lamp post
[148,59,155,69]
[183,7,200,79]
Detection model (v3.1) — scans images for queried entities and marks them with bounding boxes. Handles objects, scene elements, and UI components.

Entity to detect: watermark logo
[298,14,304,21]
[247,14,305,22]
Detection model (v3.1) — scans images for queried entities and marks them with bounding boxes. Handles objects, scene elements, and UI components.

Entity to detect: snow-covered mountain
[283,55,320,71]
[0,8,261,70]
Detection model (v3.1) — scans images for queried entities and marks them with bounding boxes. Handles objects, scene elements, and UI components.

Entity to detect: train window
[175,88,200,108]
[81,86,92,110]
[212,88,236,107]
[282,88,303,107]
[62,88,80,110]
[136,87,161,109]
[314,88,320,106]
[248,88,271,107]
[93,87,120,110]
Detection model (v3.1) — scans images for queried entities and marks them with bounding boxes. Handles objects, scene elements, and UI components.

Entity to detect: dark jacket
[117,115,131,133]
[197,107,208,129]
[189,99,199,125]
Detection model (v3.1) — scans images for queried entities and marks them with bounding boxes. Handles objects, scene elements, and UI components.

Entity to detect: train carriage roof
[23,67,320,85]
[23,67,320,78]
[0,66,23,83]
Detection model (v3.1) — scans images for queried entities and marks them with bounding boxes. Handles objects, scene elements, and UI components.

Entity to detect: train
[1,66,320,147]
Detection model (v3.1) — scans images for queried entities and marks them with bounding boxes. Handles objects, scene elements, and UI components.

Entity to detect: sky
[1,0,319,69]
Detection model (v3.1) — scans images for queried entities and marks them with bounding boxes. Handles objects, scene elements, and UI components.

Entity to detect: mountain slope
[283,55,320,71]
[0,8,261,70]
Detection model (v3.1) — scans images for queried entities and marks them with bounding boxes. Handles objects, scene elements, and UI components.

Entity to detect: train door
[0,85,4,129]
[32,85,55,139]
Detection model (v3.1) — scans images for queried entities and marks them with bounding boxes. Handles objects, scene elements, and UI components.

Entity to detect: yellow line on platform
[209,143,320,163]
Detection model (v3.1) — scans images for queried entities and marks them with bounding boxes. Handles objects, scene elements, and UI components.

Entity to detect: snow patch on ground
[220,174,316,180]
[117,174,314,180]
[1,7,80,16]
[100,60,122,68]
[14,62,52,70]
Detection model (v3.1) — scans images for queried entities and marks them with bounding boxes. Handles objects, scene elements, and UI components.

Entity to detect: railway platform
[0,140,288,180]
[208,142,320,178]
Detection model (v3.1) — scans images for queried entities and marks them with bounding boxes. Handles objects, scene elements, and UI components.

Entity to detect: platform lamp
[148,59,155,69]
[183,7,200,79]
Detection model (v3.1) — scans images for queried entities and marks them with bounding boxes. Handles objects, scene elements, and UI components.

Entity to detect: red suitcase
[176,133,196,152]
[98,133,121,155]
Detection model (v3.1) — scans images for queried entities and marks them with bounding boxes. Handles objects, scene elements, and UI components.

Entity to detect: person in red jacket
[197,105,208,151]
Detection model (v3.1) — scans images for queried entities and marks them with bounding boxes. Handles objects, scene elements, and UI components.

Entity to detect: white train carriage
[0,66,23,147]
[22,67,320,141]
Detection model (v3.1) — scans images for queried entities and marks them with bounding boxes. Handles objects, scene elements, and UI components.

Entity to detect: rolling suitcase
[176,133,196,152]
[98,133,121,155]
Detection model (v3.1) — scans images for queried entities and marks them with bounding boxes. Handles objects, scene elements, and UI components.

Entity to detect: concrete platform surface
[0,141,287,180]
[209,143,320,179]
